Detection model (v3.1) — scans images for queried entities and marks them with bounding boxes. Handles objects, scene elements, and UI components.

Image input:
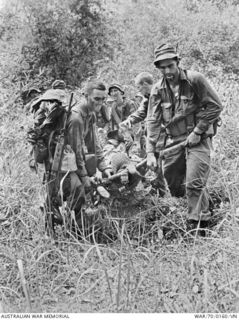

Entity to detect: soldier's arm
[129,100,138,113]
[191,72,223,135]
[125,100,137,117]
[127,98,148,125]
[146,85,163,153]
[66,112,88,177]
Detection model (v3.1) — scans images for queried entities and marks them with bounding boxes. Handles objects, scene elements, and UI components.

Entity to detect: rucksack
[27,89,68,165]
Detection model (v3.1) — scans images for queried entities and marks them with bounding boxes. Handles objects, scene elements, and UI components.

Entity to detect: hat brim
[154,53,179,65]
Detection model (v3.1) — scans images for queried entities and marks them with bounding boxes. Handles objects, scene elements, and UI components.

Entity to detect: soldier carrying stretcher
[146,43,223,231]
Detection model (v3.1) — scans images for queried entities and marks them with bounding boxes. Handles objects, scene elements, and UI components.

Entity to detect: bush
[100,0,239,89]
[0,0,113,93]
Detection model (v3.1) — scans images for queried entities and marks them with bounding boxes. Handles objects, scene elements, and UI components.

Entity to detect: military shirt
[111,98,137,130]
[128,95,149,125]
[146,69,223,153]
[66,99,110,177]
[96,103,111,130]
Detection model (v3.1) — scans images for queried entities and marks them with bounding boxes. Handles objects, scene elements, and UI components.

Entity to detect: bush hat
[108,83,124,95]
[154,43,179,66]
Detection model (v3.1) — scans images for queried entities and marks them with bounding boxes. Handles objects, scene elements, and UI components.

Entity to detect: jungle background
[0,0,239,313]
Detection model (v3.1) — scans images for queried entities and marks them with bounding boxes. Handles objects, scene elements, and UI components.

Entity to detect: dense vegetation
[0,0,239,313]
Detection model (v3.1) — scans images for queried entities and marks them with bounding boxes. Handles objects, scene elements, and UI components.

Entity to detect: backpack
[27,89,69,165]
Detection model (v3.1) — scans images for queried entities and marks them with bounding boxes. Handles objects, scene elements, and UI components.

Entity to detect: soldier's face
[136,82,150,97]
[88,89,106,113]
[135,95,143,104]
[110,88,123,102]
[156,59,179,82]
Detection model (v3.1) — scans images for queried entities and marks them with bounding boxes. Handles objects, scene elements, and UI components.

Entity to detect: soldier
[108,83,137,130]
[120,72,153,130]
[63,80,113,222]
[28,79,113,231]
[146,43,223,230]
[120,72,166,196]
[134,92,144,108]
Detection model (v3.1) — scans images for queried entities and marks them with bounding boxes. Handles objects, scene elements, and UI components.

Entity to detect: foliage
[100,0,239,89]
[1,0,239,313]
[21,0,113,87]
[0,0,113,93]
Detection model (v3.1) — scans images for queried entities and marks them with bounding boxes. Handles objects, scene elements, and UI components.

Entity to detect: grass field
[0,78,239,313]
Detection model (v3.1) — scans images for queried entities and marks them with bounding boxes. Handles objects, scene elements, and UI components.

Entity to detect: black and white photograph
[0,0,239,317]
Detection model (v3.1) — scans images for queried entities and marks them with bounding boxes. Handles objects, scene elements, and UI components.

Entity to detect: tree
[100,0,239,90]
[4,0,113,89]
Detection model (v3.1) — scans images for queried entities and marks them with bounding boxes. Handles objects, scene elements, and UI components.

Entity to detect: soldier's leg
[150,154,167,196]
[62,172,85,225]
[186,138,211,222]
[163,148,186,197]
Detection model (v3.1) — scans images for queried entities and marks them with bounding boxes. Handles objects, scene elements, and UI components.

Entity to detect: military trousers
[151,153,167,197]
[61,171,86,219]
[163,138,212,222]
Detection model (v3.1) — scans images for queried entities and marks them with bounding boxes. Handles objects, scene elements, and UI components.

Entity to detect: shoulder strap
[89,113,96,153]
[184,70,200,100]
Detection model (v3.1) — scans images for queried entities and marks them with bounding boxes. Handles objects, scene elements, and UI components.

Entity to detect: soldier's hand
[120,119,132,129]
[89,176,99,185]
[120,170,129,184]
[147,152,157,171]
[93,170,103,183]
[81,176,92,189]
[186,131,201,147]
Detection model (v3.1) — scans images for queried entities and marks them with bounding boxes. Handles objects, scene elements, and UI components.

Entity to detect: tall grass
[0,78,239,312]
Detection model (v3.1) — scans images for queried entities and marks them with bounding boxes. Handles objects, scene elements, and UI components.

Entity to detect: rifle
[45,93,74,232]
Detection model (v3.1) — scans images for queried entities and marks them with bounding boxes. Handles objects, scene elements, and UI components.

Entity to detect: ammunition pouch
[165,114,194,138]
[155,114,194,152]
[85,153,97,177]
